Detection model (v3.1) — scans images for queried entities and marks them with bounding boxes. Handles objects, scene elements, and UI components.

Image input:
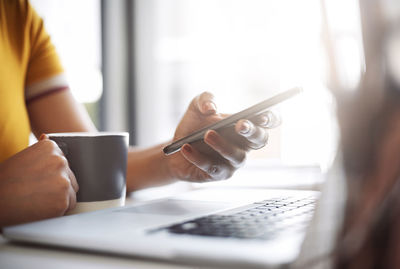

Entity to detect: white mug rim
[47,132,128,137]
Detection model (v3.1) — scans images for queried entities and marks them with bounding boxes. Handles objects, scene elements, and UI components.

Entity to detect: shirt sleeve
[24,1,68,102]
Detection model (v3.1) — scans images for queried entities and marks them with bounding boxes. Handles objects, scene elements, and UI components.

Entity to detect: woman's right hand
[0,136,78,227]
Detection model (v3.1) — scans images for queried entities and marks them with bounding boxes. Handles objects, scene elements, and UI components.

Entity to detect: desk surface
[0,195,198,269]
[0,166,323,269]
[0,237,196,269]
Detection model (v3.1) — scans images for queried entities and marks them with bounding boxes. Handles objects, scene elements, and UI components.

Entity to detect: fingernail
[206,131,219,145]
[264,111,281,128]
[182,144,192,154]
[239,121,251,134]
[202,101,217,114]
[260,115,270,127]
[39,133,48,140]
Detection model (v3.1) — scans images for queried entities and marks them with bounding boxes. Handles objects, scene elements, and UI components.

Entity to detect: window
[134,0,354,170]
[30,0,102,127]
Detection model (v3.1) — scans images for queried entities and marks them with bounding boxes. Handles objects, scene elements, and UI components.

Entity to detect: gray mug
[48,132,129,214]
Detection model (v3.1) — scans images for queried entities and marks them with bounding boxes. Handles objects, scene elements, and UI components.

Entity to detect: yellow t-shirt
[0,0,65,162]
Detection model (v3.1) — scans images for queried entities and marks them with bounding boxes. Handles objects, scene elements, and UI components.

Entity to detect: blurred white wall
[134,0,356,170]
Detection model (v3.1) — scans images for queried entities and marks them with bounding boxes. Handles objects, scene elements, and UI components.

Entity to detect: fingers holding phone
[203,110,277,157]
[179,111,278,181]
[234,110,280,150]
[164,88,298,155]
[166,88,298,183]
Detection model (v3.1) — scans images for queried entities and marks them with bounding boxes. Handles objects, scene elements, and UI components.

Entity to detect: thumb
[189,91,217,116]
[39,133,49,141]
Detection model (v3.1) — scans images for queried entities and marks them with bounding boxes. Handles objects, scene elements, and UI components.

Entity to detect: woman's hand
[0,135,78,227]
[167,92,279,182]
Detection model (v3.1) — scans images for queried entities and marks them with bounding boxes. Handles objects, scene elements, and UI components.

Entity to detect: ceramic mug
[48,132,129,214]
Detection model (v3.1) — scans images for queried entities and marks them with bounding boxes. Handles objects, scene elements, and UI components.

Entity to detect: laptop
[3,186,319,268]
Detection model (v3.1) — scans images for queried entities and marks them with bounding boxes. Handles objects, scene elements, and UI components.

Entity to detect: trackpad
[119,199,234,216]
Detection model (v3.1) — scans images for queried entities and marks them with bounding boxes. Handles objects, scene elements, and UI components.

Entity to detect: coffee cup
[48,132,129,214]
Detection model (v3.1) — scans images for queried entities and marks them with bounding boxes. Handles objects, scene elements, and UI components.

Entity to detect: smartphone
[163,87,302,155]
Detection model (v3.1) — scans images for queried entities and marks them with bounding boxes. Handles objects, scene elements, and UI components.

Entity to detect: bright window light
[135,0,366,171]
[30,0,102,104]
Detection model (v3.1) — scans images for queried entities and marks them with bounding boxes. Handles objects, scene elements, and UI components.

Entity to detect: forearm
[126,142,176,192]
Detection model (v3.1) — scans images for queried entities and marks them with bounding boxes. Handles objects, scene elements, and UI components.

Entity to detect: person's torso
[0,0,32,162]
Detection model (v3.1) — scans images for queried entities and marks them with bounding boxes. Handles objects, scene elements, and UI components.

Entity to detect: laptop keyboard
[157,196,316,241]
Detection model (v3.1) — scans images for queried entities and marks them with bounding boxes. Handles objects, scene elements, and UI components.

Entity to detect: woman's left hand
[166,92,279,182]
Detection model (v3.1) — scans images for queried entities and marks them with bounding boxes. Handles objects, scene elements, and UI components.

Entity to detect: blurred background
[30,0,365,191]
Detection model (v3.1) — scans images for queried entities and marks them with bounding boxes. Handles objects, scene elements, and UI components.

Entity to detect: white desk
[0,166,323,269]
[0,237,197,269]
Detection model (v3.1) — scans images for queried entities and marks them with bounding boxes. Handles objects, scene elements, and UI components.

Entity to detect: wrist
[126,141,178,191]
